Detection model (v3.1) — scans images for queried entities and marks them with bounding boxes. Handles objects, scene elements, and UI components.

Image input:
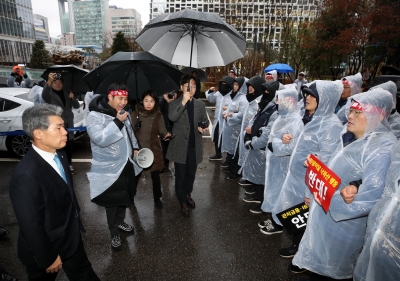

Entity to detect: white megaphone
[134,148,154,168]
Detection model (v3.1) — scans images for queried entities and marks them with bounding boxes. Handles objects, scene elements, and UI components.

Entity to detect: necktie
[54,153,67,183]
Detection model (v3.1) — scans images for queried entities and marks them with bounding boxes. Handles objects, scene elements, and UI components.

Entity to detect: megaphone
[134,148,154,168]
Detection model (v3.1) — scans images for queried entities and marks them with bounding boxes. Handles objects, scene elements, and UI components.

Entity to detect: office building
[63,32,75,45]
[149,0,318,50]
[33,14,50,43]
[73,0,108,46]
[58,0,76,33]
[105,6,142,47]
[0,0,35,65]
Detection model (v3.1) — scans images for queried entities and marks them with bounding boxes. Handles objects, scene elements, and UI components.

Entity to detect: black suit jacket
[9,148,83,269]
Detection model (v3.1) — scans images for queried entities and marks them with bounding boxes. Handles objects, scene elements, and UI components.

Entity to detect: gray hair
[22,104,63,140]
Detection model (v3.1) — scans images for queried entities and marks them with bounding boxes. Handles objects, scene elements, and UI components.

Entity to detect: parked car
[0,88,85,157]
[368,75,400,112]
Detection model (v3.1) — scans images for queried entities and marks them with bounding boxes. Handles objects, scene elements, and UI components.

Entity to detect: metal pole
[188,23,195,91]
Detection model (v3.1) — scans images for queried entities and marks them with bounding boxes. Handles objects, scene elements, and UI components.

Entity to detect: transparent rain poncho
[370,80,400,139]
[86,111,142,200]
[236,96,262,167]
[27,85,45,105]
[271,80,343,225]
[205,89,223,142]
[336,73,362,124]
[239,102,278,185]
[217,94,233,146]
[221,77,249,154]
[261,88,304,212]
[293,89,397,279]
[353,140,400,281]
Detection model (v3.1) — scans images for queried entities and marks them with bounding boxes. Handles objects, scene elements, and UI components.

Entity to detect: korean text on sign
[305,154,341,212]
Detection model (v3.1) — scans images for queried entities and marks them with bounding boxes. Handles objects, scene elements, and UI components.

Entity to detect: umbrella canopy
[181,67,207,82]
[83,51,183,100]
[264,63,294,74]
[41,64,90,93]
[136,9,247,69]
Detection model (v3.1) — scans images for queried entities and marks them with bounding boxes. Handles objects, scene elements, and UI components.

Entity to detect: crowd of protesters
[4,65,400,281]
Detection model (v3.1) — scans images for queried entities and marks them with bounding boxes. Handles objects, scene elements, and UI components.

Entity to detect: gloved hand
[23,74,28,78]
[267,142,273,152]
[245,140,253,150]
[10,72,15,77]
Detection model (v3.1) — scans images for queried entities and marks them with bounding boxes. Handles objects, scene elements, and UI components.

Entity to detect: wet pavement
[0,106,309,281]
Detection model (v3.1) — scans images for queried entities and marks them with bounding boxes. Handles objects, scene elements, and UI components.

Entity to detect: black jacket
[9,148,83,269]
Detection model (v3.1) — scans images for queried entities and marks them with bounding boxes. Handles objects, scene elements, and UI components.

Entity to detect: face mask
[219,83,231,96]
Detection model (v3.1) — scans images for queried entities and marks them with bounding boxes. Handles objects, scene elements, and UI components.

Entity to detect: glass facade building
[149,0,318,50]
[73,0,107,46]
[0,0,35,65]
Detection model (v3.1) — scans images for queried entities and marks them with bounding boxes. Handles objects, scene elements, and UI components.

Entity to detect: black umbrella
[83,51,183,100]
[181,67,207,82]
[41,65,90,93]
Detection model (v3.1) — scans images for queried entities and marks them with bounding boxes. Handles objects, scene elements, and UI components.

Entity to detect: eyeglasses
[348,109,364,117]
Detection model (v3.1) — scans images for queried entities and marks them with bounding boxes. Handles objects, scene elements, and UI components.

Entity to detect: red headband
[342,80,350,85]
[265,74,273,78]
[350,100,386,116]
[109,90,128,96]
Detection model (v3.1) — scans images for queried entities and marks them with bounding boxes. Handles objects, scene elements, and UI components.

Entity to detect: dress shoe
[181,203,189,216]
[187,195,196,208]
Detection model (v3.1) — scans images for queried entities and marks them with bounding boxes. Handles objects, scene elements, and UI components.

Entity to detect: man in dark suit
[9,104,99,281]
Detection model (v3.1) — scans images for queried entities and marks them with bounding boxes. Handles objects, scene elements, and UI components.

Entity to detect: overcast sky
[31,0,151,38]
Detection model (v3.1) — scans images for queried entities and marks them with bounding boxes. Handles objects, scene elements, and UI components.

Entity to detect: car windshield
[15,93,30,101]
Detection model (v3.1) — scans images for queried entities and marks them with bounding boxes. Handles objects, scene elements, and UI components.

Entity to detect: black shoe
[260,221,283,235]
[187,195,196,208]
[243,195,262,203]
[244,185,256,195]
[154,198,163,209]
[279,244,299,258]
[0,272,18,281]
[221,167,230,173]
[258,219,272,228]
[220,161,229,168]
[209,155,222,161]
[250,204,263,214]
[289,263,307,274]
[239,179,252,186]
[227,173,239,180]
[111,234,121,250]
[118,222,134,232]
[181,203,190,216]
[0,226,9,237]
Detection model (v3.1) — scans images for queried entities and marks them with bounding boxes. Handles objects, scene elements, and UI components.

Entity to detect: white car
[0,88,85,157]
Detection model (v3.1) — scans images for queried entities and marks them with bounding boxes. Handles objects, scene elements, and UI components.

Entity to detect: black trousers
[105,206,126,237]
[64,138,74,166]
[254,184,264,201]
[161,140,169,168]
[151,170,162,199]
[174,146,197,204]
[25,237,99,281]
[213,124,221,157]
[228,143,241,174]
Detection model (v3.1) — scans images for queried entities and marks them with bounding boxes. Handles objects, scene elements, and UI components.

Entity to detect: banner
[276,202,309,235]
[305,154,341,212]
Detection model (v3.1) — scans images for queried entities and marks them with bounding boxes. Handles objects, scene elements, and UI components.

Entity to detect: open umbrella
[264,63,294,74]
[181,67,207,82]
[41,65,90,93]
[83,51,183,100]
[136,9,247,70]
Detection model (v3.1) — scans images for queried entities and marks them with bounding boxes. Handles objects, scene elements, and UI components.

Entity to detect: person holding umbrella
[166,74,209,216]
[42,73,80,174]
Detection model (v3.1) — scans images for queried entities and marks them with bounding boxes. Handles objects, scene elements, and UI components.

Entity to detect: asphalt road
[0,106,309,281]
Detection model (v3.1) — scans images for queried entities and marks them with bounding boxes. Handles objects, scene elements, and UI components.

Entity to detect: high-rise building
[33,14,50,43]
[58,0,76,33]
[63,32,76,45]
[105,6,142,47]
[73,0,108,46]
[0,0,35,65]
[149,0,318,50]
